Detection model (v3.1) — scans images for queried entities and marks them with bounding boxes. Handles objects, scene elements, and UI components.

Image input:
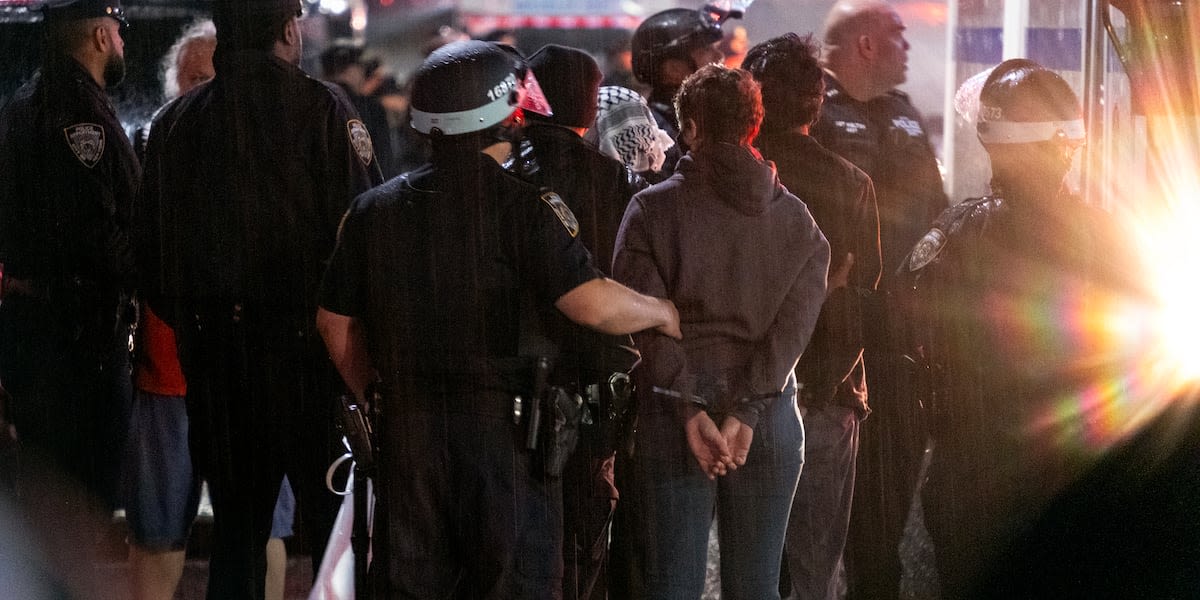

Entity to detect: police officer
[901,58,1124,598]
[630,7,730,179]
[515,43,648,600]
[320,41,398,179]
[0,0,136,546]
[316,40,681,598]
[135,0,382,597]
[745,32,883,600]
[811,3,948,597]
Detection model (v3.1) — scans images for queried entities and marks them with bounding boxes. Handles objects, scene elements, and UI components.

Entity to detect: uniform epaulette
[904,196,1005,272]
[884,89,912,103]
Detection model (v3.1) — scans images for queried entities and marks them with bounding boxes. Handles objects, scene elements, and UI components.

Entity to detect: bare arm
[554,277,681,339]
[316,307,376,399]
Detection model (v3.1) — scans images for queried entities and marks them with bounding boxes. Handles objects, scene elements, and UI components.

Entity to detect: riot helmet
[409,40,552,138]
[976,58,1084,146]
[970,59,1085,197]
[631,8,724,85]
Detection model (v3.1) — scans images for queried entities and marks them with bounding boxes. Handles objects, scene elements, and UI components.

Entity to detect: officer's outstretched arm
[317,307,377,399]
[556,278,681,339]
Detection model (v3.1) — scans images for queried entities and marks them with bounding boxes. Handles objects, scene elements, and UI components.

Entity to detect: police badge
[540,191,579,238]
[347,119,375,166]
[908,227,947,271]
[64,123,105,168]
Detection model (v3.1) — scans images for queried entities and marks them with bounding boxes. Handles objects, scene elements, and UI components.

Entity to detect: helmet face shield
[516,69,553,118]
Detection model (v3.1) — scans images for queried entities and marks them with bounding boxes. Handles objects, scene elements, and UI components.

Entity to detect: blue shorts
[122,392,201,550]
[271,476,295,539]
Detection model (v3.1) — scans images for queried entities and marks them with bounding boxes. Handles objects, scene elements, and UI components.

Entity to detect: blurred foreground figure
[900,58,1129,598]
[316,40,680,598]
[0,1,136,595]
[136,1,382,597]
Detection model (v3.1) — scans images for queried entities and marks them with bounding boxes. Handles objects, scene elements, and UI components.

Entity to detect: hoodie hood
[679,142,782,216]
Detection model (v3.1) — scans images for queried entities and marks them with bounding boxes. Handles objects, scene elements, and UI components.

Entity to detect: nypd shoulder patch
[347,119,375,166]
[907,227,947,272]
[64,123,105,168]
[540,191,579,238]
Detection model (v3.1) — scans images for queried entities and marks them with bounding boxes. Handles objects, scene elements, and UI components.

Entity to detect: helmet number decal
[486,74,519,102]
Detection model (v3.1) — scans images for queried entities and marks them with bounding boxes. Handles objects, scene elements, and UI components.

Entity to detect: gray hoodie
[613,143,830,428]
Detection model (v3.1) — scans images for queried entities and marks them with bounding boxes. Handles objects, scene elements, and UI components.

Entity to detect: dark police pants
[176,308,343,600]
[372,388,563,599]
[0,294,131,509]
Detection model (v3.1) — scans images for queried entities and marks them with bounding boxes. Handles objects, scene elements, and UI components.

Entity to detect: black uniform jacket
[0,55,139,296]
[320,148,602,396]
[899,193,1139,465]
[516,124,647,379]
[137,49,382,332]
[756,130,881,416]
[812,75,947,284]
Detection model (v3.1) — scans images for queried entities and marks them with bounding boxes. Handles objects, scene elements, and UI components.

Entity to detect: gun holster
[337,388,379,474]
[523,356,584,478]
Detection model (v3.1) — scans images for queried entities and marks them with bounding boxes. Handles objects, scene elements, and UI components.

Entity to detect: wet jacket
[613,144,830,429]
[756,130,881,416]
[812,75,946,285]
[0,54,139,300]
[136,49,382,333]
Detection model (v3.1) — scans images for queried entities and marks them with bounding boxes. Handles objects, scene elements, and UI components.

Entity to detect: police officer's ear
[283,14,301,47]
[90,18,116,54]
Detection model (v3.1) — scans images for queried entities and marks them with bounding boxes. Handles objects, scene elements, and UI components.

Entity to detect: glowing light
[319,0,349,15]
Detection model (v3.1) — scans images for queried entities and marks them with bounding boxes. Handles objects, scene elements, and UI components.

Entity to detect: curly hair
[743,33,825,130]
[674,63,763,147]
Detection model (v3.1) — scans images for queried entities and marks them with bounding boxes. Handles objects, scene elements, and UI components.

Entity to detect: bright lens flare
[1146,196,1200,379]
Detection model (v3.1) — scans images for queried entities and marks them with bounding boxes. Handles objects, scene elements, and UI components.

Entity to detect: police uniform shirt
[812,74,947,283]
[319,149,601,386]
[0,54,139,288]
[137,49,382,328]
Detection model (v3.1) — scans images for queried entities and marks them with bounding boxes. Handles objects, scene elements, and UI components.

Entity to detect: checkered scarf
[588,86,675,174]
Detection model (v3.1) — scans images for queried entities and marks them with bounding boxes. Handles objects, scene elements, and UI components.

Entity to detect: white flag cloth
[308,471,374,600]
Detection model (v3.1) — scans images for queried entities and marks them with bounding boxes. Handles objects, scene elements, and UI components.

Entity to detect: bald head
[822,0,909,101]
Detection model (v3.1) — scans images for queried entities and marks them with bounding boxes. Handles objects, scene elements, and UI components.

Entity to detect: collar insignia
[64,123,105,168]
[347,119,375,166]
[540,191,579,238]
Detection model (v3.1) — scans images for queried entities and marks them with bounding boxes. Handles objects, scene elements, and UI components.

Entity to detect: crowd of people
[0,0,1143,598]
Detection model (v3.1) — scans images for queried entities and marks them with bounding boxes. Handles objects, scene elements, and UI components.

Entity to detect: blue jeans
[616,384,804,600]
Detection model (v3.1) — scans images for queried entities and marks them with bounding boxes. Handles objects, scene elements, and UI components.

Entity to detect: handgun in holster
[524,356,584,478]
[337,388,379,475]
